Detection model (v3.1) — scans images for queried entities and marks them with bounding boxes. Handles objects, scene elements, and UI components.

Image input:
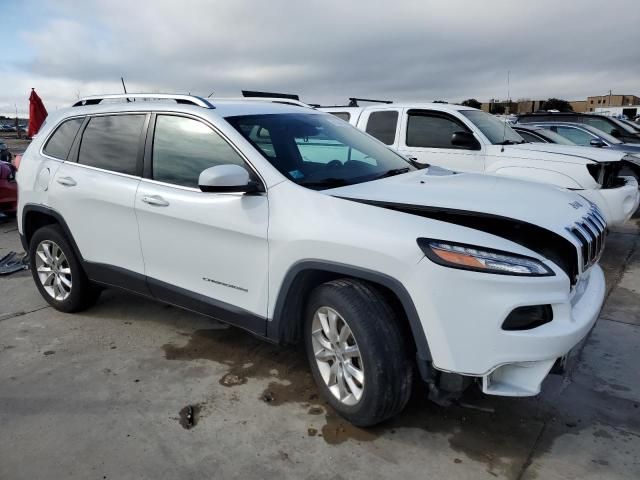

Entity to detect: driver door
[397,109,484,172]
[135,113,269,331]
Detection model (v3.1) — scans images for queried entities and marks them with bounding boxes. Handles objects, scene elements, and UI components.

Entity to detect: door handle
[56,176,77,187]
[142,195,170,207]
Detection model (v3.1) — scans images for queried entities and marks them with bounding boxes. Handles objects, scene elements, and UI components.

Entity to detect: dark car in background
[518,112,640,143]
[512,125,577,145]
[523,122,640,155]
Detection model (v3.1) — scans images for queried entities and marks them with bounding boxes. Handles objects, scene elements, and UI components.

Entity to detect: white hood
[325,167,591,234]
[506,143,628,163]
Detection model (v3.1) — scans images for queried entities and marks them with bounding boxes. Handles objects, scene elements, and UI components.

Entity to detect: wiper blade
[372,167,411,180]
[298,177,350,189]
[496,140,517,145]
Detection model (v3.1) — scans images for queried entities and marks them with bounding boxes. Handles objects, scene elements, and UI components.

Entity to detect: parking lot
[0,210,637,479]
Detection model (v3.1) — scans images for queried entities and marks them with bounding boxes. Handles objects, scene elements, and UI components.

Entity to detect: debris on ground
[261,390,274,403]
[307,427,318,436]
[178,405,199,430]
[0,251,28,275]
[220,373,246,386]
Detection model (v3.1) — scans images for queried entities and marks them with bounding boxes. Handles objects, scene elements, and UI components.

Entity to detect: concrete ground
[0,215,639,480]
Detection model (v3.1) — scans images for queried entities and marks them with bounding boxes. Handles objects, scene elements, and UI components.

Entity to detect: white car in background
[17,93,606,426]
[320,103,640,226]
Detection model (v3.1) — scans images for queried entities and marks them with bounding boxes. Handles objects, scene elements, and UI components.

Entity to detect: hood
[505,143,628,163]
[325,167,591,235]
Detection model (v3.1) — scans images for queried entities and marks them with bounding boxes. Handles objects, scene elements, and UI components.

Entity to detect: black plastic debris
[178,405,199,429]
[0,251,28,275]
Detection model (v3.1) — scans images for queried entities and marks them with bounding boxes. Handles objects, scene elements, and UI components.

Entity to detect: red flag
[28,88,48,137]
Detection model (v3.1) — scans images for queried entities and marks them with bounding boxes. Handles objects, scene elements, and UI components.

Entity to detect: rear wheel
[304,279,413,426]
[29,225,100,312]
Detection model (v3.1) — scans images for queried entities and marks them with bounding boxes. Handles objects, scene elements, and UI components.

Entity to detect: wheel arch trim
[269,260,432,364]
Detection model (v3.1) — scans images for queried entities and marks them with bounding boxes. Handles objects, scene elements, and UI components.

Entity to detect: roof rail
[242,90,300,101]
[348,97,393,107]
[72,93,215,109]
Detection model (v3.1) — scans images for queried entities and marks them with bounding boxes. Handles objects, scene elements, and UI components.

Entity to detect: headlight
[418,239,554,276]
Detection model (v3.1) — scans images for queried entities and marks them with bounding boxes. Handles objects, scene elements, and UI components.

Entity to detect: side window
[43,117,85,160]
[365,111,398,145]
[152,115,247,188]
[554,127,594,146]
[329,112,351,122]
[517,130,544,143]
[406,111,469,148]
[78,115,145,175]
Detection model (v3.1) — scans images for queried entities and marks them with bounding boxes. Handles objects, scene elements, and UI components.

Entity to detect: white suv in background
[320,102,640,226]
[18,94,606,426]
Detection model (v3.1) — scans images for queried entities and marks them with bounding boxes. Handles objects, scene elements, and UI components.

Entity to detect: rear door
[48,113,148,280]
[359,108,401,148]
[397,109,484,172]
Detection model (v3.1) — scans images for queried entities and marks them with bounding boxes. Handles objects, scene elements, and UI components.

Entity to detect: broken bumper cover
[411,259,605,397]
[581,176,639,227]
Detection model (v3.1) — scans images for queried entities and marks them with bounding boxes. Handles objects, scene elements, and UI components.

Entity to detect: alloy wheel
[35,240,72,301]
[311,306,365,406]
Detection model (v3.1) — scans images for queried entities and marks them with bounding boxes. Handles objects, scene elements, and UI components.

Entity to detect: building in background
[479,94,638,117]
[586,94,640,112]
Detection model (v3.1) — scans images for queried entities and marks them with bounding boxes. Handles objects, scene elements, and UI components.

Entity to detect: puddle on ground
[162,327,607,478]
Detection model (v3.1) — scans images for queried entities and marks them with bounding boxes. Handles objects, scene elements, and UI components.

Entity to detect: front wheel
[304,279,413,426]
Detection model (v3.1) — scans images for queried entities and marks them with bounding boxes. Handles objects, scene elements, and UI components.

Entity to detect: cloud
[2,0,639,116]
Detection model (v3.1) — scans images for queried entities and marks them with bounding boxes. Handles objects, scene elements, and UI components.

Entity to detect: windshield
[609,117,638,134]
[460,110,524,145]
[226,113,415,189]
[621,119,640,133]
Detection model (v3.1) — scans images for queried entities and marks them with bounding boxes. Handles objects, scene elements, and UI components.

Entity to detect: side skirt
[84,261,267,337]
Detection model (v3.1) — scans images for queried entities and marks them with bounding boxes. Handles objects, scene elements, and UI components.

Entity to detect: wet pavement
[0,216,639,479]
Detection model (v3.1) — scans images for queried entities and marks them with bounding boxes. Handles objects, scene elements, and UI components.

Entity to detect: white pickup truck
[320,103,640,226]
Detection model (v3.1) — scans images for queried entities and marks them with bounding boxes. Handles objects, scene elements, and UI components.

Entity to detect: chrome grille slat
[566,205,607,274]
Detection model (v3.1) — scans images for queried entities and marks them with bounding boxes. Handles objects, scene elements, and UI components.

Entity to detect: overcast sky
[2,0,639,117]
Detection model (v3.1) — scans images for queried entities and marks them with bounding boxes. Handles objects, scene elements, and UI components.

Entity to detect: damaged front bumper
[581,176,639,227]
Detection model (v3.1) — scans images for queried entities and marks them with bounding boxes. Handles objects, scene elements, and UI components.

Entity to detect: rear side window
[407,112,467,148]
[330,112,351,122]
[43,117,84,160]
[365,111,398,145]
[152,115,247,188]
[78,115,145,175]
[517,130,545,143]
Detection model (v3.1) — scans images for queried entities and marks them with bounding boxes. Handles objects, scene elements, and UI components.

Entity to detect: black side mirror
[610,128,621,138]
[590,138,605,148]
[451,131,480,150]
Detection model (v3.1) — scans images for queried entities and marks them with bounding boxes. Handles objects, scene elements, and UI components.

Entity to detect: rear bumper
[581,176,639,227]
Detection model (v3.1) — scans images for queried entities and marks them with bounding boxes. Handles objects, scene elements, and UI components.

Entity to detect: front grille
[566,205,607,272]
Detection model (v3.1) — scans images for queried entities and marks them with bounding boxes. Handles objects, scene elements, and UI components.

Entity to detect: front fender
[491,166,585,189]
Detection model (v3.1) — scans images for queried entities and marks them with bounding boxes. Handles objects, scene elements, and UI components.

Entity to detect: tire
[29,224,100,312]
[304,278,413,427]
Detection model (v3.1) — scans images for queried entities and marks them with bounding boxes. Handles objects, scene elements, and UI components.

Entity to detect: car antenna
[121,77,131,102]
[501,70,510,152]
[207,91,215,98]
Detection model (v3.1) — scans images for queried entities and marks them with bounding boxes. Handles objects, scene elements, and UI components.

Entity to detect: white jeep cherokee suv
[18,94,606,426]
[320,102,640,226]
